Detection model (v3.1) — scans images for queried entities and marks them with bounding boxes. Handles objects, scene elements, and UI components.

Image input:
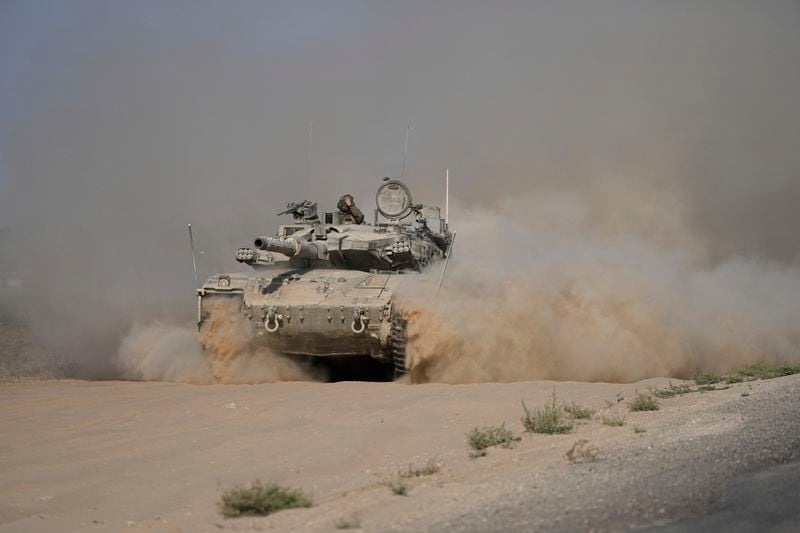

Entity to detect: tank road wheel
[391,314,408,379]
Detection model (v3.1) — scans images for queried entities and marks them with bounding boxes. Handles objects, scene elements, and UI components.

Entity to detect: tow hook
[351,308,368,334]
[265,306,282,332]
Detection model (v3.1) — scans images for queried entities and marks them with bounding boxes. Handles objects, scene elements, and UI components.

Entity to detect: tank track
[390,314,408,378]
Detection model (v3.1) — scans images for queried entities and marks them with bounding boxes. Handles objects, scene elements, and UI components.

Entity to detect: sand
[2,375,798,532]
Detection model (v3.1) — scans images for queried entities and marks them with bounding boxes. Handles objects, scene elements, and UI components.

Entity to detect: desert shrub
[602,414,625,427]
[652,382,693,398]
[384,478,408,496]
[728,363,800,381]
[218,481,312,518]
[566,439,599,463]
[521,393,573,434]
[628,392,659,412]
[466,424,520,454]
[695,373,722,385]
[564,402,594,420]
[398,458,441,478]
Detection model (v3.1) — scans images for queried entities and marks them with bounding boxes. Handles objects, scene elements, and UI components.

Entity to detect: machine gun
[278,201,319,222]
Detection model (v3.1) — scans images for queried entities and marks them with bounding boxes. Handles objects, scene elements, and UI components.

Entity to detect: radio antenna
[305,121,313,195]
[445,168,450,229]
[187,223,199,289]
[401,125,411,179]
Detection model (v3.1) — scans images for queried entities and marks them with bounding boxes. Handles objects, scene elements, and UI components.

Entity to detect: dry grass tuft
[521,392,574,434]
[466,424,520,457]
[384,478,409,496]
[602,414,626,427]
[566,439,599,463]
[398,458,441,478]
[218,481,312,518]
[628,392,660,412]
[564,402,594,420]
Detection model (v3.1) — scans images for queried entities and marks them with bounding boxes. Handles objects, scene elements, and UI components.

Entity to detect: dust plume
[1,2,800,381]
[400,189,800,384]
[119,297,324,384]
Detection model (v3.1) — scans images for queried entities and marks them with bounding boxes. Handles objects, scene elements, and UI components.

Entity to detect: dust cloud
[1,2,800,382]
[400,190,800,383]
[119,297,323,384]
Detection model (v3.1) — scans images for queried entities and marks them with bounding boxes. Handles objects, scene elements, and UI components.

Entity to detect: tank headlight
[218,278,231,288]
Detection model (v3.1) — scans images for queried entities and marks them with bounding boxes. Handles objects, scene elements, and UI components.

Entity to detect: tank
[197,178,454,378]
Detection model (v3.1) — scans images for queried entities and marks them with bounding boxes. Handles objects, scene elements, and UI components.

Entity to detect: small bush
[398,458,441,478]
[633,426,646,433]
[728,363,800,381]
[602,414,625,427]
[466,424,520,453]
[218,481,312,518]
[695,372,722,385]
[698,384,730,392]
[384,478,408,496]
[566,439,599,463]
[652,382,693,398]
[629,392,660,412]
[565,402,594,420]
[521,393,573,434]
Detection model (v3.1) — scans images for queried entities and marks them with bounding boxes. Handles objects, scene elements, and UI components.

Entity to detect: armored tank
[197,178,453,378]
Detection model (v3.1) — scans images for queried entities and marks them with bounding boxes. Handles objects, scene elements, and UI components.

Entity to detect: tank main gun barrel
[253,236,326,260]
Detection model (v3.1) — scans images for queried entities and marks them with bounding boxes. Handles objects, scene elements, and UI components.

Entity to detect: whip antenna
[445,168,450,229]
[305,121,313,196]
[437,231,457,293]
[401,125,411,179]
[187,223,199,289]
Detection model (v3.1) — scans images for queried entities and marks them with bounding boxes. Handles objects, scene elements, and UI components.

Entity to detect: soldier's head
[338,194,354,211]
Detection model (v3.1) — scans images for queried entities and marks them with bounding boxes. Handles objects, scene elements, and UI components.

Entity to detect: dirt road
[1,376,798,532]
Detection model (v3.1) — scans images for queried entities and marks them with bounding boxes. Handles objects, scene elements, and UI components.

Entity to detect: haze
[1,1,799,377]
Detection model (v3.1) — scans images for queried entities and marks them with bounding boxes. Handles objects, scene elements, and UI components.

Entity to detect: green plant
[698,384,730,392]
[398,458,441,478]
[602,414,625,427]
[652,382,693,398]
[466,424,520,454]
[384,478,408,496]
[695,372,722,385]
[727,363,800,381]
[564,402,595,420]
[218,481,312,518]
[521,393,574,434]
[565,439,599,463]
[628,392,660,412]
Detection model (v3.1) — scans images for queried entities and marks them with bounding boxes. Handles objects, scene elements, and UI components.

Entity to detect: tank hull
[199,269,404,359]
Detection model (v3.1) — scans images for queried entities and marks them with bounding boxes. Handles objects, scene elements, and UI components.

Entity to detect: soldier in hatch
[337,194,365,224]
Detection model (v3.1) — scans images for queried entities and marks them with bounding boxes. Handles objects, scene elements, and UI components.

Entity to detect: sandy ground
[1,375,799,532]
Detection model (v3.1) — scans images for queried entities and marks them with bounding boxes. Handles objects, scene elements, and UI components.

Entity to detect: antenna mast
[401,125,411,179]
[445,168,450,229]
[187,223,199,289]
[305,121,313,195]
